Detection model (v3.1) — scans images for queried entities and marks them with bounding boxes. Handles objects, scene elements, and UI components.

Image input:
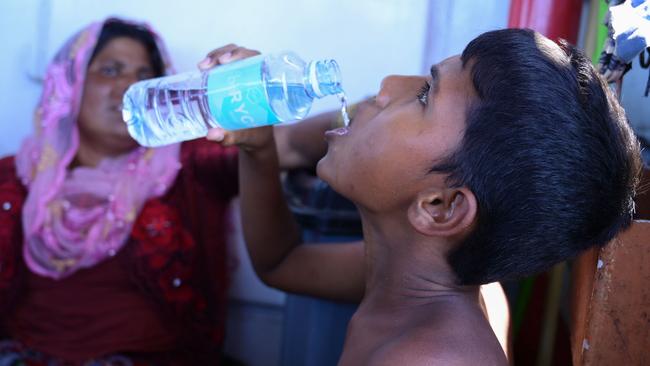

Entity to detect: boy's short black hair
[89,18,165,77]
[433,29,641,285]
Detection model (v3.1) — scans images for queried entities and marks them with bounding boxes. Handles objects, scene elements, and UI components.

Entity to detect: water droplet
[338,92,350,127]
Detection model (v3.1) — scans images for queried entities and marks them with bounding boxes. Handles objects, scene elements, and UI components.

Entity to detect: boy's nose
[376,75,399,107]
[377,75,422,107]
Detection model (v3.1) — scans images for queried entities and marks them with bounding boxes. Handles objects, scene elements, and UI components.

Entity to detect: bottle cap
[308,59,342,98]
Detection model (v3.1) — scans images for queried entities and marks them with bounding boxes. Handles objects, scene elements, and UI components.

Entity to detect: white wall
[0,0,429,157]
[0,0,45,157]
[422,0,510,71]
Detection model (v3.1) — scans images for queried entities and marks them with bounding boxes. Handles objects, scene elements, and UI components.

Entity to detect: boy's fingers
[206,129,239,147]
[221,132,238,147]
[198,44,239,70]
[206,127,226,142]
[198,45,261,70]
[227,48,261,63]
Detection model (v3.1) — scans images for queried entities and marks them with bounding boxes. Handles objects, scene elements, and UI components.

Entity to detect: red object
[508,0,583,44]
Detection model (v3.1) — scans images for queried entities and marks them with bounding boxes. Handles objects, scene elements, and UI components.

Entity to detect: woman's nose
[113,74,139,98]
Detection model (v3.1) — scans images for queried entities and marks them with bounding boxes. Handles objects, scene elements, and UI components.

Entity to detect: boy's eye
[417,82,430,105]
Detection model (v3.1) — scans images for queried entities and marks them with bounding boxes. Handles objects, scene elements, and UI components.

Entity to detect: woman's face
[77,36,156,156]
[317,56,476,213]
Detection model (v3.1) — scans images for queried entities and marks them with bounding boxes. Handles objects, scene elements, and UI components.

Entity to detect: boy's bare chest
[336,313,419,366]
[337,329,383,366]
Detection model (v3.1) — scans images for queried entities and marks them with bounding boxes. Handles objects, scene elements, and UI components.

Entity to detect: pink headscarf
[15,18,181,279]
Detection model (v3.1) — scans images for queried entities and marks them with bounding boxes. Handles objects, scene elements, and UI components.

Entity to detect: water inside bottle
[123,76,349,146]
[123,86,213,147]
[266,83,312,121]
[338,92,350,127]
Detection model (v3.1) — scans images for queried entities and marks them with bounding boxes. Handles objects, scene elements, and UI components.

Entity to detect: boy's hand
[206,126,274,152]
[198,43,260,70]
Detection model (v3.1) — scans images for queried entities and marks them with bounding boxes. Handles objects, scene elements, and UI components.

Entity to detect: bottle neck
[304,59,343,98]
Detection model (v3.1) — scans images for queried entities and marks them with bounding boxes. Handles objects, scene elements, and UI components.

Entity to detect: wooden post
[570,221,650,365]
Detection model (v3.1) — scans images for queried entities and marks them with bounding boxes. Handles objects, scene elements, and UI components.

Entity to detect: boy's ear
[407,187,477,237]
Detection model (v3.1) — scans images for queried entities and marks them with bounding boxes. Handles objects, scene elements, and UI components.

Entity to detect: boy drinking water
[205,29,641,365]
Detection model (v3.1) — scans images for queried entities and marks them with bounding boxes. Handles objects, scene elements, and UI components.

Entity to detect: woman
[0,17,327,365]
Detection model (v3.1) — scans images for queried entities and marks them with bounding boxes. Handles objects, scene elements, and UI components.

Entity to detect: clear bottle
[122,52,343,147]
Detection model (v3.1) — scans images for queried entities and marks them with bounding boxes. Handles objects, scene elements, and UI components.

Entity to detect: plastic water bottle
[122,52,344,147]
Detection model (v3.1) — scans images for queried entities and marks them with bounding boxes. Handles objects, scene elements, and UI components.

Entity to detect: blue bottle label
[206,55,280,130]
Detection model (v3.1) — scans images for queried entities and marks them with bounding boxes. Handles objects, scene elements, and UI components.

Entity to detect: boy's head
[317,28,641,286]
[437,29,641,284]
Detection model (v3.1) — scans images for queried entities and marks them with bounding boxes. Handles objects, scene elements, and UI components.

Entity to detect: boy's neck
[338,213,509,366]
[359,212,478,311]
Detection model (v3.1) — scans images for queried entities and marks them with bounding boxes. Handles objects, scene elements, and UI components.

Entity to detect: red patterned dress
[0,140,238,365]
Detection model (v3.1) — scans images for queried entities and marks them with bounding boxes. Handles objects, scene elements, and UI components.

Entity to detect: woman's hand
[198,44,273,152]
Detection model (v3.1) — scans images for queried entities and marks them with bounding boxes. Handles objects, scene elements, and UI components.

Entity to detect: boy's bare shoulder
[367,322,508,366]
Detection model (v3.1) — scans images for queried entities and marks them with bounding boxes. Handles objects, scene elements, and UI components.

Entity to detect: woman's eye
[100,65,119,77]
[417,82,430,105]
[137,70,155,81]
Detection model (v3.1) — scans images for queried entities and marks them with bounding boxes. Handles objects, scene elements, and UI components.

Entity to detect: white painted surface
[0,0,44,157]
[0,0,429,157]
[422,0,510,71]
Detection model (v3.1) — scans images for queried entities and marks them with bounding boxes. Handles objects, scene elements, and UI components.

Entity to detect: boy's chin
[316,158,344,195]
[315,158,330,183]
